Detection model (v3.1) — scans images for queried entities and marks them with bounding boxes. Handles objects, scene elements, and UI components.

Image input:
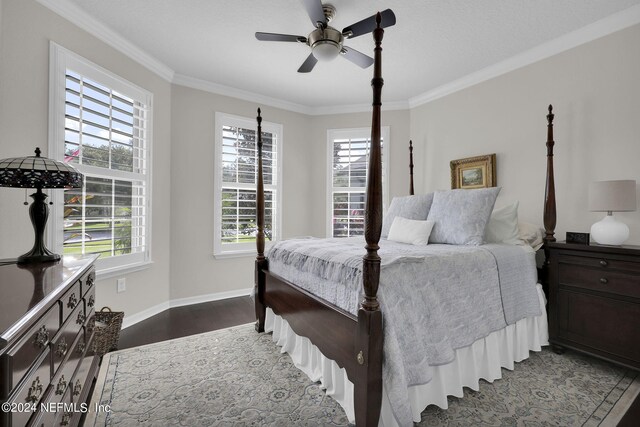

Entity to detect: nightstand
[547,241,640,370]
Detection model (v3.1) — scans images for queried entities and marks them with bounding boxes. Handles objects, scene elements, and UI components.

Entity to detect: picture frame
[450,154,496,190]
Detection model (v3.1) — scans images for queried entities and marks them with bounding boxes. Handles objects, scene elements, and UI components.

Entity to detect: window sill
[96,260,154,280]
[213,250,258,260]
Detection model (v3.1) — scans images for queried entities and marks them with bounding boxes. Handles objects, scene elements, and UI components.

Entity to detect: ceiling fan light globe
[312,41,340,61]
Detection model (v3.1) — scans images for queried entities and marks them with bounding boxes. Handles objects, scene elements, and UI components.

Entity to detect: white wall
[0,0,172,316]
[410,23,640,244]
[169,84,313,300]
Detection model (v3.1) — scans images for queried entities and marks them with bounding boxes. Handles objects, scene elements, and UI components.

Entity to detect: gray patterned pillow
[381,193,434,238]
[427,187,501,245]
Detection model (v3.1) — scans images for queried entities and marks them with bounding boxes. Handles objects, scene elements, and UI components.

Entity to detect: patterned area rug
[86,323,638,426]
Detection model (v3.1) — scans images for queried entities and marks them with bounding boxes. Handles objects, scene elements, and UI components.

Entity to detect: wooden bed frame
[253,14,558,427]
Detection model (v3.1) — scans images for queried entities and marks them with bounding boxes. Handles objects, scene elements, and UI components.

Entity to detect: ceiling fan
[255,0,396,73]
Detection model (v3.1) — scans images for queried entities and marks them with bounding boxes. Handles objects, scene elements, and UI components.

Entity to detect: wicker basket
[93,307,124,355]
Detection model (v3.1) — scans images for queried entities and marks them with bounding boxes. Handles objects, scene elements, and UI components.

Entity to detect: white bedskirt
[264,283,549,426]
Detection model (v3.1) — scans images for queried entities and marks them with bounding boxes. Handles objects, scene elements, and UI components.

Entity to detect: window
[327,127,390,238]
[214,113,282,257]
[49,44,152,276]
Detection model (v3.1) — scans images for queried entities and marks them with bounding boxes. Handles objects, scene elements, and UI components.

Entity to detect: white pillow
[485,201,522,245]
[388,216,435,245]
[518,221,545,250]
[381,193,434,238]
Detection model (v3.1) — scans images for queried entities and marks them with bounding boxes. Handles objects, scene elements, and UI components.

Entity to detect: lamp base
[590,213,629,246]
[17,252,60,264]
[17,187,61,264]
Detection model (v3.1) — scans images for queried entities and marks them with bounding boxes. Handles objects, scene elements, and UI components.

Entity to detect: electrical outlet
[117,278,126,293]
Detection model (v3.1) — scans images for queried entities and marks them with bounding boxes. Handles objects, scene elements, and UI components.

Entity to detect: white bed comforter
[267,237,541,426]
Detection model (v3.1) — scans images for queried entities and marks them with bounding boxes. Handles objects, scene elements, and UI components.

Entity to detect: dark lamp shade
[0,147,83,189]
[588,180,637,212]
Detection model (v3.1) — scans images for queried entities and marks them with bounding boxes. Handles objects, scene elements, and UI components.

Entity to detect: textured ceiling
[63,0,640,110]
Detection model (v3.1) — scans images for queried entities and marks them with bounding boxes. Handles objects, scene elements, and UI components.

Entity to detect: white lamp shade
[588,180,637,212]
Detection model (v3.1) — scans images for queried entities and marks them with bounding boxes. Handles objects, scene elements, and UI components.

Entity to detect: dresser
[0,255,99,427]
[547,241,640,370]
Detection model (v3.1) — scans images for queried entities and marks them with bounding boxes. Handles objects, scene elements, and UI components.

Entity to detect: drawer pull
[77,339,86,354]
[55,337,68,357]
[73,379,82,396]
[60,412,72,426]
[26,376,43,403]
[88,294,95,308]
[55,375,67,395]
[600,260,608,267]
[33,325,49,348]
[86,274,95,289]
[67,292,78,309]
[600,278,608,284]
[76,312,86,325]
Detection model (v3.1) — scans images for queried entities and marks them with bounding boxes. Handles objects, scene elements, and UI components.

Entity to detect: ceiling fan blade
[255,32,307,43]
[342,9,396,39]
[302,0,327,28]
[341,46,374,69]
[297,53,318,73]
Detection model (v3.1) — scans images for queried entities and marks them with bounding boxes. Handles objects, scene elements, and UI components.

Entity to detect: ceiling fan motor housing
[308,27,344,61]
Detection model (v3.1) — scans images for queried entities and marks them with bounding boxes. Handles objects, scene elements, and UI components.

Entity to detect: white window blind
[49,44,152,275]
[327,128,389,238]
[214,113,282,257]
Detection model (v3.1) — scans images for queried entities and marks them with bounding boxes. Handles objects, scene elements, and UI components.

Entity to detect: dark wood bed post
[542,105,557,294]
[354,12,384,427]
[255,108,267,333]
[409,140,415,196]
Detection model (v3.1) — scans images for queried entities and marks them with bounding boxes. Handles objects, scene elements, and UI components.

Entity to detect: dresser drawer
[59,281,82,326]
[2,305,59,395]
[80,269,95,299]
[70,332,95,405]
[54,330,85,403]
[30,382,72,427]
[558,262,640,299]
[52,304,84,381]
[5,348,51,427]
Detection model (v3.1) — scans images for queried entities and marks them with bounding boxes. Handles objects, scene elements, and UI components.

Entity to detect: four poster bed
[252,14,557,427]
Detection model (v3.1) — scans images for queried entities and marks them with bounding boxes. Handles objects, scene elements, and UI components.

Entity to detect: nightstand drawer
[559,254,640,274]
[558,263,640,299]
[557,290,640,363]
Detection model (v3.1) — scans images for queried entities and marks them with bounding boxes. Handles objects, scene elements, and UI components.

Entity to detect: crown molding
[409,4,640,108]
[309,100,410,116]
[36,0,174,82]
[173,74,409,116]
[172,73,315,115]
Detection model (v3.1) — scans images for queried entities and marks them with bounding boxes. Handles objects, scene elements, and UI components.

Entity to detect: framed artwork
[450,154,496,189]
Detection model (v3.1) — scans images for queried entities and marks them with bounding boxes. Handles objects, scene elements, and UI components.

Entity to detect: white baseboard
[120,287,253,329]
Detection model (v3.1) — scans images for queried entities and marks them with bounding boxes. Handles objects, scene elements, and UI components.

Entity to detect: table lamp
[0,147,83,263]
[588,180,637,245]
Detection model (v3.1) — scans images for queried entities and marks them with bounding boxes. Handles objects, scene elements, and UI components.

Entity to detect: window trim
[47,42,153,276]
[213,112,283,258]
[326,127,390,238]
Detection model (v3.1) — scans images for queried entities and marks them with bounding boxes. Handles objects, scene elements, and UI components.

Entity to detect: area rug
[86,323,638,426]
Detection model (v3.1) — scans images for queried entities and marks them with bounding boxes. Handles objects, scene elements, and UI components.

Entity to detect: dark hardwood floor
[117,296,255,350]
[115,296,640,425]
